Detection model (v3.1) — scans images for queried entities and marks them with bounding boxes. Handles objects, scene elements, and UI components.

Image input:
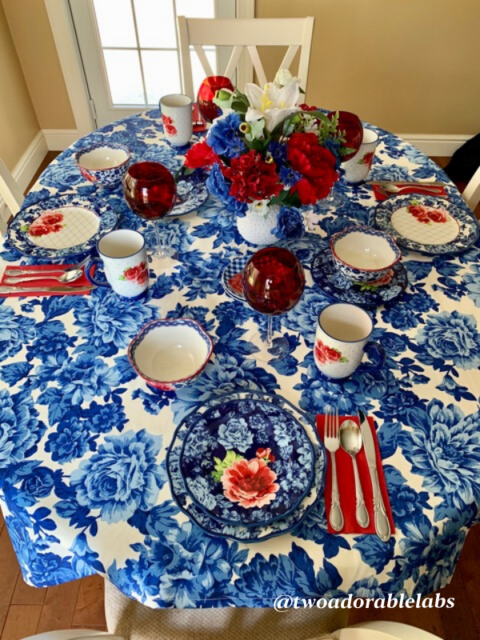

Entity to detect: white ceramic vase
[237,202,279,246]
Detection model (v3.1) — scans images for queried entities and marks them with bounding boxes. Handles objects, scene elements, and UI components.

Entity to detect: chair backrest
[0,157,23,220]
[176,17,315,99]
[462,164,480,212]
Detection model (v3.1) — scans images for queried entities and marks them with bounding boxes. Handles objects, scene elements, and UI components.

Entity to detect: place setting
[311,225,409,308]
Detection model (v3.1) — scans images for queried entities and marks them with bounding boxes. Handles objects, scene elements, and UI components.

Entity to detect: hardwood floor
[0,155,478,639]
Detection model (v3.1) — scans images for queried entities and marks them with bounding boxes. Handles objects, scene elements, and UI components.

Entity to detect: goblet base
[244,327,290,363]
[316,189,346,211]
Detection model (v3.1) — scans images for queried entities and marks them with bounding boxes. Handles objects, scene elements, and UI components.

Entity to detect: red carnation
[184,140,220,169]
[299,104,318,111]
[223,150,282,203]
[287,133,338,205]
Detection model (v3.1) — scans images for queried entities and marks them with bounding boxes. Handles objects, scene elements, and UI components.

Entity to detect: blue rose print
[71,430,165,523]
[45,415,95,464]
[0,303,36,360]
[0,389,46,472]
[74,289,157,355]
[415,310,480,370]
[218,417,253,452]
[398,401,480,516]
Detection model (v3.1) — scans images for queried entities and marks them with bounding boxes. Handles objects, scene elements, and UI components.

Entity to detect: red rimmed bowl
[330,225,401,284]
[128,318,213,391]
[75,143,130,187]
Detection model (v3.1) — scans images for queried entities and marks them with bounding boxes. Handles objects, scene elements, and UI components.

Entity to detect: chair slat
[193,45,214,78]
[280,45,300,72]
[463,165,480,211]
[247,46,267,88]
[224,45,244,80]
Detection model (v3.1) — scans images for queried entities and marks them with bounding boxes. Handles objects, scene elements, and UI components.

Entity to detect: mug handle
[85,257,110,288]
[358,341,385,374]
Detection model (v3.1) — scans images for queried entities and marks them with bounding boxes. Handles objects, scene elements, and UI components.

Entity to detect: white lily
[244,78,301,133]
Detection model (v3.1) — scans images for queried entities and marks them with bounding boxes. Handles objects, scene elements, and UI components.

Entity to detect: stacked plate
[374,193,479,255]
[167,391,327,542]
[7,194,118,259]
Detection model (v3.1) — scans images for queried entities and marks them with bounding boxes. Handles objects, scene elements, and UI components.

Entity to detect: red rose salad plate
[166,392,327,542]
[375,194,478,255]
[7,194,118,259]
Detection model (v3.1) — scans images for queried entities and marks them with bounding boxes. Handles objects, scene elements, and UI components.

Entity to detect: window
[91,0,218,106]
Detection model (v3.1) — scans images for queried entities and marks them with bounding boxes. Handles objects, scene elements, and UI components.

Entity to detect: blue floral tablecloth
[1,109,479,608]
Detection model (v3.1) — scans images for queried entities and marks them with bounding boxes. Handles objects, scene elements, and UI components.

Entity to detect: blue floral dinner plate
[311,248,408,308]
[166,391,327,543]
[221,255,251,302]
[375,194,479,254]
[179,396,315,527]
[7,194,118,259]
[167,179,209,217]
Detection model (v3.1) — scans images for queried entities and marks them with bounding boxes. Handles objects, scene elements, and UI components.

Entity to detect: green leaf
[20,225,30,232]
[339,357,349,363]
[211,450,244,483]
[119,276,126,281]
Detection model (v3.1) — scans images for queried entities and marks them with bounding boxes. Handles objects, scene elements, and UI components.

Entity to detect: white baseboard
[399,134,471,157]
[13,131,48,193]
[43,129,80,150]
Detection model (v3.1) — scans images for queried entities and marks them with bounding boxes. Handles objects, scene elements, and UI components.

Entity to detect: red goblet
[243,247,306,360]
[328,110,363,162]
[318,111,364,210]
[123,162,177,260]
[197,76,234,123]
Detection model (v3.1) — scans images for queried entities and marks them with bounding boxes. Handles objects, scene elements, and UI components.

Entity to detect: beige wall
[256,0,480,135]
[0,2,40,170]
[2,0,75,130]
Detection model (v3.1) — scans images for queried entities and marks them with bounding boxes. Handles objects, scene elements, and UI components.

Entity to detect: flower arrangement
[183,70,359,241]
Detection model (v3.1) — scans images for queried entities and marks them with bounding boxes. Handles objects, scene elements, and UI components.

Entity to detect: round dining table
[0,109,479,609]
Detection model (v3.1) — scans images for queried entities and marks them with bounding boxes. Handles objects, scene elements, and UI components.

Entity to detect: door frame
[45,0,255,137]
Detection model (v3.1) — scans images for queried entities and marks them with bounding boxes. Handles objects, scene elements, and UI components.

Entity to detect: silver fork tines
[324,407,344,532]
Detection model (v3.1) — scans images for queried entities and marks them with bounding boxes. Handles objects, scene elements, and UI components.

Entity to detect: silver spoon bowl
[340,419,370,529]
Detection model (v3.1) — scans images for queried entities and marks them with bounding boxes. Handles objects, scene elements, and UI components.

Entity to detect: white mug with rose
[314,303,385,380]
[159,94,193,146]
[343,128,379,184]
[86,229,149,300]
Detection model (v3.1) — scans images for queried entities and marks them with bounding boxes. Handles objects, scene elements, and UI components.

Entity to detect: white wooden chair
[308,620,443,640]
[176,16,315,99]
[0,157,23,234]
[462,164,480,212]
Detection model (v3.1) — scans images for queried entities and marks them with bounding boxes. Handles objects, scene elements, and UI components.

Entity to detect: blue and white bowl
[128,318,213,392]
[330,225,401,284]
[75,143,130,187]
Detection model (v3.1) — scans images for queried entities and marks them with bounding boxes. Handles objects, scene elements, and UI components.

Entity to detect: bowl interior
[133,323,210,383]
[334,231,398,270]
[78,146,128,171]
